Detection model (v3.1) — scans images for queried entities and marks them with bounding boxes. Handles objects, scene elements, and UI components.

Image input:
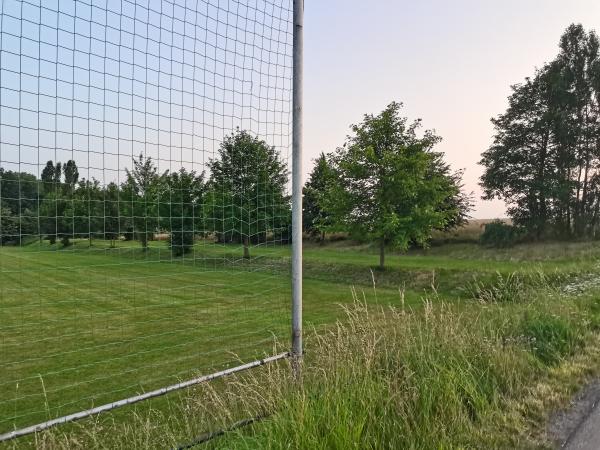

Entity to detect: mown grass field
[3,234,600,447]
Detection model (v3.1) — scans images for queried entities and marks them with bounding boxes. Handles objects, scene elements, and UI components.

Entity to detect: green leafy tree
[54,162,62,185]
[0,204,19,245]
[0,168,40,242]
[206,130,289,258]
[39,162,63,244]
[480,24,600,239]
[328,102,466,269]
[40,191,72,247]
[40,195,58,245]
[37,161,76,247]
[122,154,164,249]
[73,178,103,246]
[40,161,56,194]
[63,160,79,190]
[103,182,121,247]
[0,168,40,217]
[559,25,600,237]
[430,161,473,231]
[160,168,205,256]
[303,153,338,243]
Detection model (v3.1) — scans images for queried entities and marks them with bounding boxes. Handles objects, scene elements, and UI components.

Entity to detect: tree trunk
[575,159,583,236]
[591,197,600,239]
[243,236,250,259]
[140,232,148,250]
[379,239,385,270]
[581,148,591,237]
[536,130,549,239]
[319,230,325,246]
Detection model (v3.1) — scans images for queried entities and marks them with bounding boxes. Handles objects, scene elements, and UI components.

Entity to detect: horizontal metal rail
[0,352,290,443]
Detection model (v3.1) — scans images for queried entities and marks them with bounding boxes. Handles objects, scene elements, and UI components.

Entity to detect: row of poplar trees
[481,24,600,239]
[0,130,290,257]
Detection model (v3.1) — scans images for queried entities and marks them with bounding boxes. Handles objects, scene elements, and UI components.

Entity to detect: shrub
[480,221,524,248]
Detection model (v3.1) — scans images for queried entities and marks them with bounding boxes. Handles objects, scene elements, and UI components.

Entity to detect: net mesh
[0,0,293,433]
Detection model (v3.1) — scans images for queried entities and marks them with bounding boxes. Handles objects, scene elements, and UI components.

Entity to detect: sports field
[1,237,597,437]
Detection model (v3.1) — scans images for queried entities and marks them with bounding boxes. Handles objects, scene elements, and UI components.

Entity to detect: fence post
[291,0,304,363]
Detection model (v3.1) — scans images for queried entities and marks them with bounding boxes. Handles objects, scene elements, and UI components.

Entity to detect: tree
[54,162,62,185]
[103,182,121,247]
[480,69,557,238]
[39,191,72,247]
[480,24,600,239]
[63,160,79,190]
[122,154,164,249]
[0,204,19,245]
[37,161,77,247]
[558,25,600,237]
[206,129,289,258]
[303,153,337,243]
[0,168,39,216]
[40,192,58,245]
[161,168,204,256]
[0,168,40,241]
[73,178,102,246]
[41,161,56,194]
[430,162,473,232]
[327,102,466,269]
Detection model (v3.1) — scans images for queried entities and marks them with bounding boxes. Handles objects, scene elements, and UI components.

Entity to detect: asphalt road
[564,395,600,450]
[557,380,600,450]
[547,380,600,449]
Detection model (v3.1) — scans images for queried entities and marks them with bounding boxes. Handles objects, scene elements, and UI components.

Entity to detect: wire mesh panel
[0,0,293,435]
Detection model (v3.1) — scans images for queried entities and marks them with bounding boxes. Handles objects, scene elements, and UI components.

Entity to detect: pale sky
[1,0,598,221]
[303,0,600,219]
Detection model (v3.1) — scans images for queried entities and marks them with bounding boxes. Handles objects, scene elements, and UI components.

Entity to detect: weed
[518,312,581,366]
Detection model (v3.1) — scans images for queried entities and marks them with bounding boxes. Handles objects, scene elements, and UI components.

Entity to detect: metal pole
[291,0,304,359]
[0,353,290,443]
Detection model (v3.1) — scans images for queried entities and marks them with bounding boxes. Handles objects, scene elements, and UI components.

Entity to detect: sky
[302,0,600,219]
[1,0,599,220]
[1,0,293,187]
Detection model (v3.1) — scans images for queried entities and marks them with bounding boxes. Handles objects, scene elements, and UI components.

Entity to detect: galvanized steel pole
[0,352,290,443]
[291,0,304,359]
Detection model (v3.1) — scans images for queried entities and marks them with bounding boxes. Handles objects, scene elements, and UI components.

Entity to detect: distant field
[429,218,512,244]
[1,236,599,439]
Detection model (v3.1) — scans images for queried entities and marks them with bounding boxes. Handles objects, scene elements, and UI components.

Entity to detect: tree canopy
[302,153,337,242]
[160,168,205,257]
[315,102,470,269]
[481,24,600,239]
[1,131,291,254]
[206,129,290,258]
[122,154,165,249]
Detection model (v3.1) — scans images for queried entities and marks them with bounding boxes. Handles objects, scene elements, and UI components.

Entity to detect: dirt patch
[547,380,600,448]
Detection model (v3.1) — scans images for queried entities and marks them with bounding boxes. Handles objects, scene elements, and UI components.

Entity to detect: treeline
[0,130,290,257]
[1,104,470,265]
[301,102,472,268]
[481,24,600,239]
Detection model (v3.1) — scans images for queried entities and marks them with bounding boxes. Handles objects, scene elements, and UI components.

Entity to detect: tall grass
[28,281,600,450]
[465,270,570,303]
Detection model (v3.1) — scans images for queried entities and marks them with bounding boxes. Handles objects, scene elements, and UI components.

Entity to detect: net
[0,0,293,435]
